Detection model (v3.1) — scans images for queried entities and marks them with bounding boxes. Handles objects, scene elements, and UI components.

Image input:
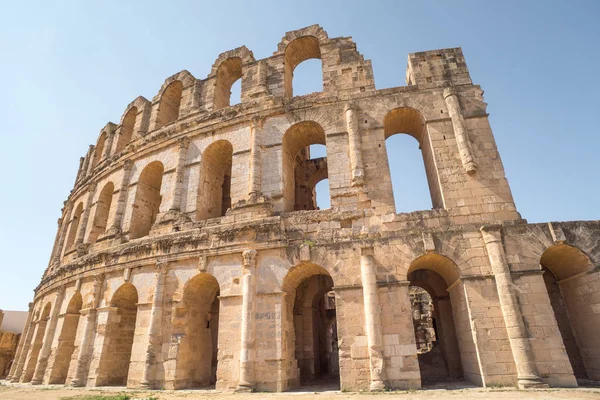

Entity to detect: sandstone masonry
[6,25,600,392]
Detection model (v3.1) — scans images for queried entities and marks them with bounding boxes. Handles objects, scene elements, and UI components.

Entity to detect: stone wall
[7,25,600,392]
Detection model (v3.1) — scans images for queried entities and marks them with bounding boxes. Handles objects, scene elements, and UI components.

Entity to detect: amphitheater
[5,25,600,392]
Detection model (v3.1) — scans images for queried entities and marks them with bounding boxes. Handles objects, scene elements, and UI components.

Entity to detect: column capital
[480,224,503,243]
[177,136,190,149]
[250,114,265,129]
[93,273,105,287]
[242,249,258,269]
[123,159,134,171]
[443,86,457,99]
[344,102,358,112]
[155,259,170,276]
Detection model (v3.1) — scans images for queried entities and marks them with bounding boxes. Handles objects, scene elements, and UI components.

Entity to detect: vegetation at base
[59,394,158,400]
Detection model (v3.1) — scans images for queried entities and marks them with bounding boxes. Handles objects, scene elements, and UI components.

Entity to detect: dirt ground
[1,382,600,400]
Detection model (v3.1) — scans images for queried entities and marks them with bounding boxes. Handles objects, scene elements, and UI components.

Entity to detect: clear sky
[0,1,598,311]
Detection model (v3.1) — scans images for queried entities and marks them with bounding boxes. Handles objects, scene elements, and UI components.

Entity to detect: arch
[172,273,220,389]
[48,292,82,384]
[115,107,137,153]
[91,133,107,170]
[22,302,52,382]
[130,161,164,239]
[282,121,329,212]
[214,57,243,110]
[383,107,443,211]
[197,140,233,220]
[96,283,138,386]
[284,36,322,98]
[407,268,464,384]
[540,244,598,380]
[540,243,593,281]
[407,253,461,288]
[156,80,183,128]
[281,263,339,389]
[64,202,84,252]
[88,182,114,244]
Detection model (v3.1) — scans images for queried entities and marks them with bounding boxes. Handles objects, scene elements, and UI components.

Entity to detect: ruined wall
[8,25,600,393]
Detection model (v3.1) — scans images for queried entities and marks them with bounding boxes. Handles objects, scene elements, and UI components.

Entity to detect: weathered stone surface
[9,25,600,392]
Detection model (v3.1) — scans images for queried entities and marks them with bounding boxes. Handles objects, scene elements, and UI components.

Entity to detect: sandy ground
[1,382,600,400]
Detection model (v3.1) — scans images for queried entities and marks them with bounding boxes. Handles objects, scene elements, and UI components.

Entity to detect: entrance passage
[292,273,339,389]
[408,260,464,386]
[173,273,220,389]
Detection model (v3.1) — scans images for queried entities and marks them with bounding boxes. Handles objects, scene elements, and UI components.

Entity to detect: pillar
[106,160,133,236]
[86,145,96,176]
[167,138,189,212]
[257,60,268,92]
[10,303,36,382]
[74,157,85,185]
[31,287,66,384]
[101,131,114,161]
[237,249,258,391]
[360,249,386,391]
[140,261,169,388]
[443,87,477,174]
[80,146,93,181]
[480,225,546,388]
[7,303,33,380]
[345,103,365,186]
[74,183,97,247]
[52,202,73,264]
[248,118,263,197]
[71,274,104,387]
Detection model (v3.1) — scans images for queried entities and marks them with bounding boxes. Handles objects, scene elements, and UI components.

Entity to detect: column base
[235,384,255,393]
[517,376,549,389]
[370,380,386,391]
[30,379,43,385]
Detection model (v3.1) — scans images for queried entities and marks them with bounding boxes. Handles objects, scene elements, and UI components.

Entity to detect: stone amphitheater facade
[6,25,600,392]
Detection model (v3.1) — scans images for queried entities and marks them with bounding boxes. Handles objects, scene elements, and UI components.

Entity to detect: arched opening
[130,162,164,239]
[540,244,598,381]
[282,122,329,212]
[64,203,84,252]
[22,303,52,382]
[88,182,114,244]
[197,140,233,220]
[48,293,82,384]
[92,133,107,170]
[96,283,138,387]
[291,58,323,97]
[282,263,340,391]
[384,108,442,212]
[214,57,242,109]
[156,81,183,128]
[284,36,322,98]
[172,273,220,389]
[115,107,137,153]
[407,255,464,387]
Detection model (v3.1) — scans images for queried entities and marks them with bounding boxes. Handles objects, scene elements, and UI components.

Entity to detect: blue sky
[0,1,598,311]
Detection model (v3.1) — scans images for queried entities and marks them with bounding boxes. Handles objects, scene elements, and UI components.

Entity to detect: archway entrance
[22,303,52,382]
[96,283,138,386]
[408,255,464,387]
[49,293,82,384]
[283,263,339,391]
[540,244,599,382]
[173,273,220,389]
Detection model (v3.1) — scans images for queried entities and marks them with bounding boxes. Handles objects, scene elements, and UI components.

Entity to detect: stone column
[53,202,73,265]
[74,183,97,247]
[257,60,268,92]
[480,225,546,389]
[167,138,189,212]
[48,210,66,266]
[81,146,93,180]
[360,249,386,391]
[101,131,115,161]
[106,160,133,236]
[74,157,85,185]
[86,145,97,176]
[31,287,66,384]
[71,274,104,387]
[140,261,169,389]
[248,118,263,197]
[11,303,37,382]
[345,103,365,186]
[7,303,33,380]
[443,87,478,174]
[237,249,258,391]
